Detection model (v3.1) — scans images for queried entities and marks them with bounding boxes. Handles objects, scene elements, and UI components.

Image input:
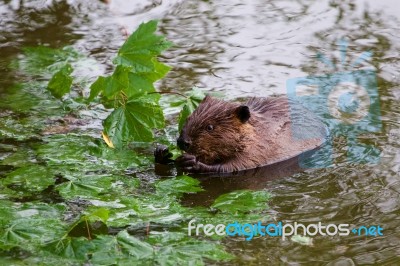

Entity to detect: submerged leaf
[47,64,73,99]
[212,190,271,213]
[148,232,234,265]
[14,46,80,77]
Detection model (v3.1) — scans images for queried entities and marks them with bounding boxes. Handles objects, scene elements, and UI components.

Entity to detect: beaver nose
[177,136,191,151]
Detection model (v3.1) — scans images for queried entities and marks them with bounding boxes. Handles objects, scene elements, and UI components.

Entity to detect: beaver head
[177,96,252,165]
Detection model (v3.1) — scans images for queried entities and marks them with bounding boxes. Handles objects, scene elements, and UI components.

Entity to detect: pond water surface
[1,0,400,265]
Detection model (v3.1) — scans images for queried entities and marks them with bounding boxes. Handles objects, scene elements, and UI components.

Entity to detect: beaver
[156,95,328,173]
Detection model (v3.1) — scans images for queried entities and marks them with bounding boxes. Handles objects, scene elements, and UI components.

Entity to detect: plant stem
[148,91,187,98]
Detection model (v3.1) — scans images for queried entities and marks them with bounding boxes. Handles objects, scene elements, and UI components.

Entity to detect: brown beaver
[156,95,328,173]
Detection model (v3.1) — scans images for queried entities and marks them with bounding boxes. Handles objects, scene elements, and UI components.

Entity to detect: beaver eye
[206,124,214,131]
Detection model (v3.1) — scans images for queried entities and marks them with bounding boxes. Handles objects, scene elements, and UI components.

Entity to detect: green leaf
[178,103,194,132]
[16,202,66,219]
[113,20,172,71]
[156,175,203,196]
[115,231,154,258]
[0,200,17,226]
[88,76,106,101]
[1,165,54,193]
[113,54,154,73]
[87,20,172,147]
[13,46,80,77]
[36,135,93,166]
[176,88,206,131]
[212,190,271,213]
[53,232,154,264]
[0,82,69,116]
[84,208,110,224]
[89,142,148,169]
[48,237,95,260]
[55,174,118,200]
[170,87,205,108]
[56,180,105,200]
[124,72,155,97]
[36,134,147,175]
[1,218,66,247]
[1,147,36,167]
[0,115,42,141]
[145,59,172,82]
[97,66,158,99]
[86,231,154,264]
[101,66,128,98]
[47,64,73,99]
[148,232,234,265]
[103,94,164,147]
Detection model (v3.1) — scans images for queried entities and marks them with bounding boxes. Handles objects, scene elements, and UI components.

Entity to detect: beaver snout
[177,136,191,151]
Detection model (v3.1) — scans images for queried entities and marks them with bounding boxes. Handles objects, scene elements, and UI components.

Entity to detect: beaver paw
[176,153,208,172]
[175,153,210,173]
[154,144,174,164]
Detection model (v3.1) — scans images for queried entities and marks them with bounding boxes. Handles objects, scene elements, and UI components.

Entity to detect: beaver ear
[235,105,250,123]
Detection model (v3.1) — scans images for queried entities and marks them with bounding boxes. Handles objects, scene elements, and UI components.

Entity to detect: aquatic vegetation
[0,20,272,265]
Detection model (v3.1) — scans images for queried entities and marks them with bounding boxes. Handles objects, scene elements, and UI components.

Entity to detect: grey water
[1,0,400,264]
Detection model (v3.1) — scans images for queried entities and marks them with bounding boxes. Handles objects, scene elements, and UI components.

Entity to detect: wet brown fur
[179,95,326,172]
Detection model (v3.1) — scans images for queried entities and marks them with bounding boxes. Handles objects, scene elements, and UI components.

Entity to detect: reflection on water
[1,0,400,264]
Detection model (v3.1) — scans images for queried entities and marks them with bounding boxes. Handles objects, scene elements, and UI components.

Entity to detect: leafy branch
[46,20,204,148]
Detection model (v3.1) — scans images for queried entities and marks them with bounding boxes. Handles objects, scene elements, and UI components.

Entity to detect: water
[1,0,400,264]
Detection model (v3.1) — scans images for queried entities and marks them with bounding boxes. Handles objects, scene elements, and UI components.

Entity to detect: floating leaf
[36,135,94,166]
[56,175,114,200]
[13,46,80,77]
[0,116,41,141]
[0,200,17,226]
[48,237,95,260]
[0,147,37,168]
[2,165,54,193]
[148,232,234,265]
[47,64,73,99]
[1,218,66,247]
[36,134,146,175]
[115,231,154,258]
[212,190,271,213]
[156,175,203,195]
